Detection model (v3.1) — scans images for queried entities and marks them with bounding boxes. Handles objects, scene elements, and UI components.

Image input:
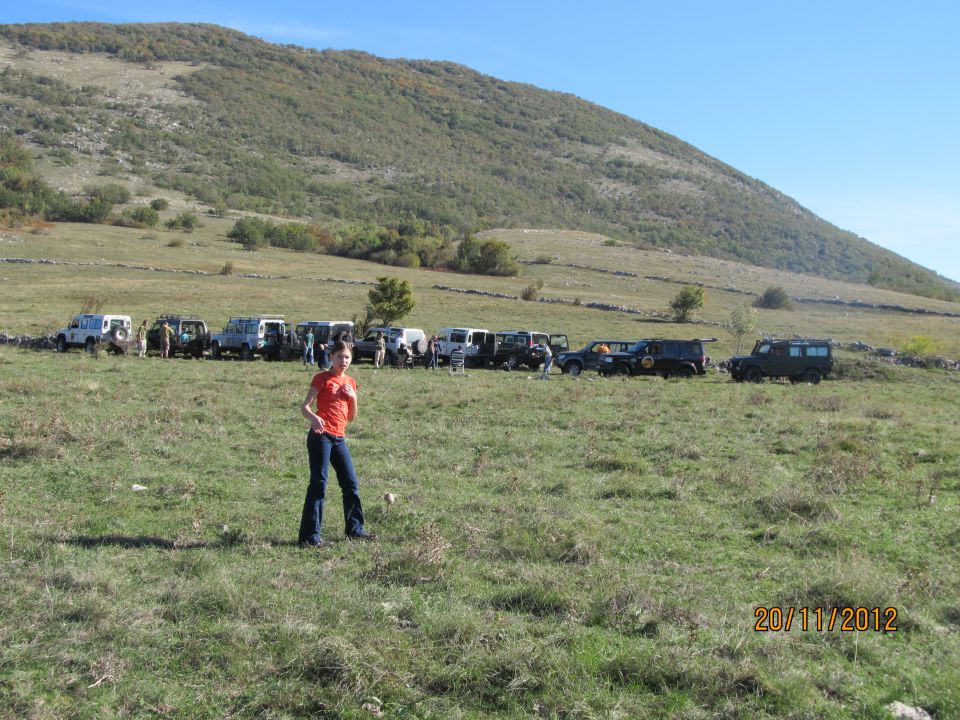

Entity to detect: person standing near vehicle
[539,341,553,379]
[373,331,386,369]
[426,334,439,370]
[137,320,148,358]
[298,341,374,546]
[303,329,315,367]
[160,321,173,359]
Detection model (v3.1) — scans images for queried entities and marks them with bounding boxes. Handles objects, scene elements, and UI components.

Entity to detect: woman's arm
[301,386,325,433]
[340,383,358,422]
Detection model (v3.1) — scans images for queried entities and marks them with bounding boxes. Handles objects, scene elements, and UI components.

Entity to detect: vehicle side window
[807,346,828,357]
[648,343,662,355]
[248,324,259,335]
[769,344,786,356]
[70,318,79,329]
[79,318,88,329]
[790,346,803,357]
[451,332,466,343]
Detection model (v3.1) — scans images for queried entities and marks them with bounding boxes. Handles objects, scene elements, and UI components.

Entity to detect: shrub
[900,335,942,358]
[455,235,520,276]
[669,285,706,322]
[220,261,235,275]
[754,286,792,310]
[521,279,544,301]
[45,196,113,224]
[84,183,131,205]
[165,211,199,233]
[166,237,185,248]
[150,198,169,211]
[124,206,159,227]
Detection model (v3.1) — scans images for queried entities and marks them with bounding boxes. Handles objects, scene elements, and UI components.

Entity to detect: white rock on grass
[131,484,148,492]
[886,702,933,720]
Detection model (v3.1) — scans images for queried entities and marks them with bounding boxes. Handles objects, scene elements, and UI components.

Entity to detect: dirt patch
[0,40,206,106]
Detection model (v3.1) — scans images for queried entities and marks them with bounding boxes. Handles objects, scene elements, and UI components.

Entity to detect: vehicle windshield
[628,341,648,353]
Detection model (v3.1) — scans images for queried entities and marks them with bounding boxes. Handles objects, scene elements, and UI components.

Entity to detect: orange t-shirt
[310,371,357,437]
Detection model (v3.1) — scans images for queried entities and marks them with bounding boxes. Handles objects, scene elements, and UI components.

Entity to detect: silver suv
[210,315,287,360]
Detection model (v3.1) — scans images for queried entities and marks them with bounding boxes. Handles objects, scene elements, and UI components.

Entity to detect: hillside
[0,21,957,301]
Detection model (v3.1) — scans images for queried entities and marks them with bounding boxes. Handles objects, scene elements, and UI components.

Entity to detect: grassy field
[1,221,959,718]
[3,220,960,357]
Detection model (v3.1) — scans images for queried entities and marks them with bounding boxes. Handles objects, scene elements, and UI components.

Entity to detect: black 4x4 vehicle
[492,330,568,370]
[729,339,833,384]
[147,315,210,358]
[555,340,636,376]
[598,338,713,378]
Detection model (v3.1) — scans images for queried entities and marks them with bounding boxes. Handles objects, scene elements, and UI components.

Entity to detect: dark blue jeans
[299,432,366,542]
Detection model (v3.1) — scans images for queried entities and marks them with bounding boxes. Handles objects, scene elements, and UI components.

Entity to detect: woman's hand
[339,384,357,401]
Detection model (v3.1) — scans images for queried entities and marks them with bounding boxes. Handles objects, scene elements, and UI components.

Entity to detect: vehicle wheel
[85,337,97,354]
[565,362,583,377]
[744,366,763,383]
[240,344,253,361]
[111,327,129,343]
[612,363,630,376]
[802,368,822,385]
[674,366,694,379]
[211,341,221,359]
[789,376,800,385]
[56,335,68,353]
[504,355,519,371]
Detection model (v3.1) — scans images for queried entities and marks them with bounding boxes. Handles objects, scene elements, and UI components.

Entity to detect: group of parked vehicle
[53,312,835,383]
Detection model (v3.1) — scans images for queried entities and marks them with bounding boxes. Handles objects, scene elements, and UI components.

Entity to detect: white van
[354,327,426,364]
[295,321,354,347]
[56,314,132,353]
[210,315,286,360]
[436,328,491,363]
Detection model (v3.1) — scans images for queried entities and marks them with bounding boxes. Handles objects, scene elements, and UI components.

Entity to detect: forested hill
[1,22,956,300]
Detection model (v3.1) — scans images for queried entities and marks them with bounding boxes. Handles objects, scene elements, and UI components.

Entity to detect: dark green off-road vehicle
[728,339,833,384]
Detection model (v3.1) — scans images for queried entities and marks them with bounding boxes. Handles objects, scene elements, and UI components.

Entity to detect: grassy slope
[1,222,959,718]
[0,23,956,300]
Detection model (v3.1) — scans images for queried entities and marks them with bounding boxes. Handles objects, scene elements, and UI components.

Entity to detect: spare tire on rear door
[112,327,129,343]
[412,338,428,355]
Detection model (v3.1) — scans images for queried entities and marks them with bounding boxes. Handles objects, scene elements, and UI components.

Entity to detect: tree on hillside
[730,305,758,354]
[227,216,268,250]
[367,276,416,327]
[455,235,520,276]
[670,285,706,323]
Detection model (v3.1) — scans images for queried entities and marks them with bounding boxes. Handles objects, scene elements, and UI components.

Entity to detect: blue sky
[6,1,960,283]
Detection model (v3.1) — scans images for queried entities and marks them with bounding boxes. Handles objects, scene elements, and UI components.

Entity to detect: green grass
[1,222,959,718]
[0,346,958,719]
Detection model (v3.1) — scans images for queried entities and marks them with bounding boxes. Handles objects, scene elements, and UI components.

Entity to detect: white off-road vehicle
[55,314,132,354]
[210,315,287,360]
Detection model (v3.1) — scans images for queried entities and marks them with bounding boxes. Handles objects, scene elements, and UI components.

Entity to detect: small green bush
[124,206,159,227]
[150,198,170,211]
[754,286,792,310]
[85,183,131,205]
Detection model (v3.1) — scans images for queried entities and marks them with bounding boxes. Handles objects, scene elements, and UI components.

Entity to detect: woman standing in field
[298,341,375,546]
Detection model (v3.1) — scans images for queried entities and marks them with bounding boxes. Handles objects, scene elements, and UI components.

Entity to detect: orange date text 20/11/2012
[754,606,899,632]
